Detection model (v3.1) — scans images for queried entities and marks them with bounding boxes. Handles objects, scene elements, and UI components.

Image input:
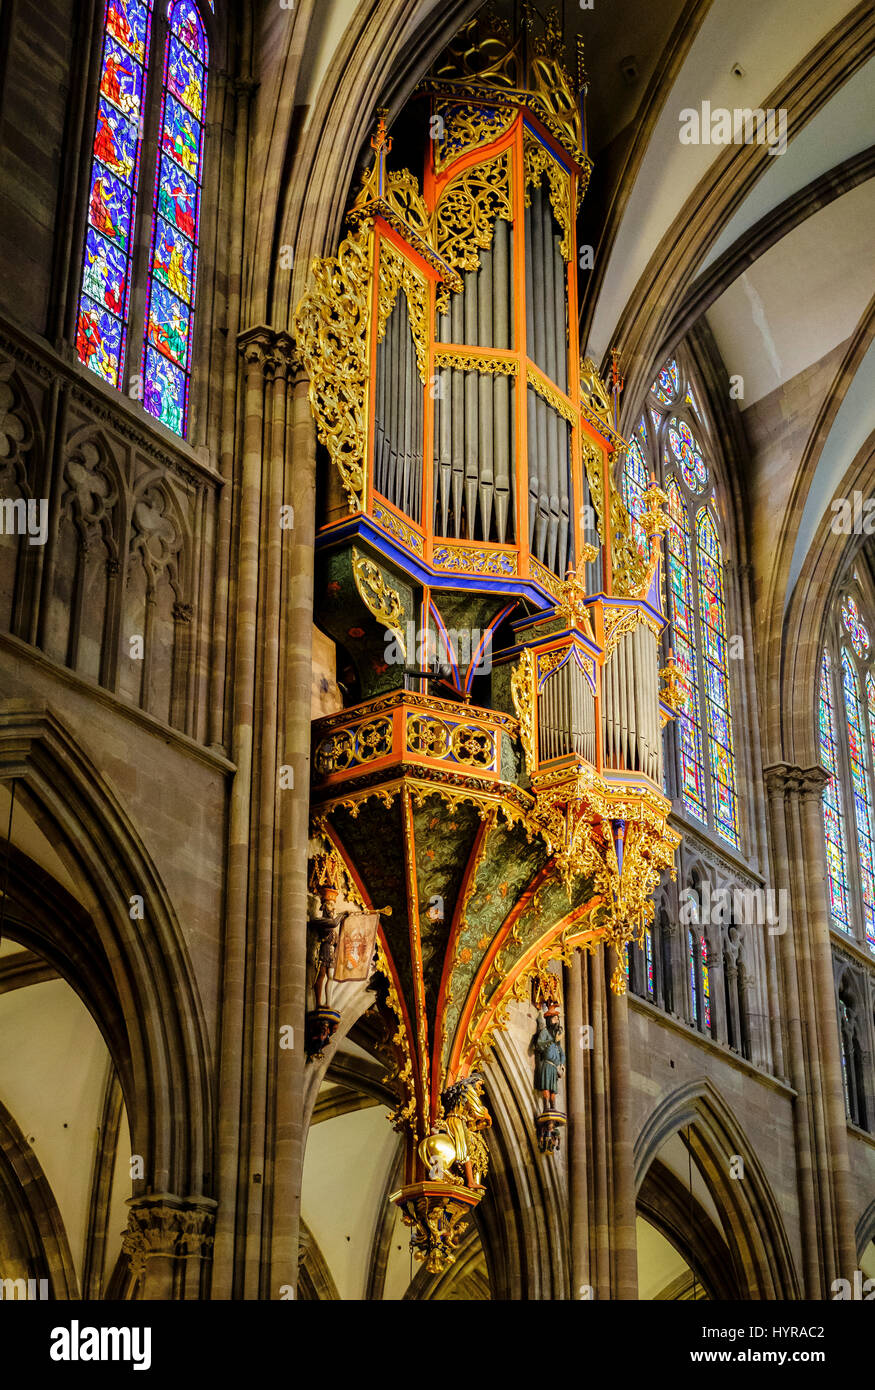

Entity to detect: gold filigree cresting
[376,242,429,385]
[432,544,518,576]
[433,101,517,173]
[510,648,537,779]
[530,555,565,600]
[526,366,576,424]
[524,4,584,163]
[293,221,372,512]
[434,151,513,275]
[433,350,518,376]
[352,550,406,649]
[523,132,573,260]
[420,7,586,167]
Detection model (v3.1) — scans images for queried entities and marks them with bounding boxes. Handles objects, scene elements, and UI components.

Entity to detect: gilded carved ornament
[432,101,517,174]
[352,550,406,653]
[433,350,518,376]
[434,150,513,275]
[579,357,614,427]
[523,133,573,260]
[293,221,372,512]
[527,366,576,424]
[376,240,429,385]
[510,648,537,780]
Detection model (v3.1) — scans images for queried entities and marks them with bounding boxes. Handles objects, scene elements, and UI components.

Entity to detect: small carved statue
[439,1075,491,1188]
[533,1012,566,1112]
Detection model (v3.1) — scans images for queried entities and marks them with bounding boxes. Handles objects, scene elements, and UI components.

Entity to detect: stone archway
[0,708,215,1297]
[634,1078,801,1299]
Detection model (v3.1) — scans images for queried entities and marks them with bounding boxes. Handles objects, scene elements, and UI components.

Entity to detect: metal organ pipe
[601,626,661,781]
[542,190,560,575]
[478,244,494,540]
[493,218,511,544]
[464,268,479,536]
[450,291,465,536]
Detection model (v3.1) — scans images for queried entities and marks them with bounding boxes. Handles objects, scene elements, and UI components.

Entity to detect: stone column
[607,949,639,1299]
[122,1194,217,1300]
[797,768,858,1285]
[566,951,590,1298]
[763,763,857,1295]
[212,326,312,1300]
[565,946,639,1300]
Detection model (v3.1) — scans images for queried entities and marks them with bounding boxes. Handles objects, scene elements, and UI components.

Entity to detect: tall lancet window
[819,649,851,933]
[621,356,739,849]
[820,590,875,952]
[77,0,155,387]
[143,0,208,434]
[76,0,211,438]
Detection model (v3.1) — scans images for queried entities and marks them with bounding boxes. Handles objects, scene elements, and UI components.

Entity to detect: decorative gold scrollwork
[580,439,605,547]
[523,133,573,261]
[510,648,537,779]
[434,151,513,275]
[526,366,576,424]
[293,221,372,512]
[433,102,517,173]
[432,545,518,577]
[352,550,406,650]
[610,489,649,598]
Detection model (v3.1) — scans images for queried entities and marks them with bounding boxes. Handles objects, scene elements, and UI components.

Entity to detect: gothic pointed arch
[0,1097,80,1298]
[0,708,213,1202]
[634,1078,800,1299]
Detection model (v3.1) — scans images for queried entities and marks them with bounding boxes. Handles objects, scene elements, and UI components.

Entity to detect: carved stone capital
[122,1193,217,1280]
[763,763,828,802]
[237,324,276,372]
[173,600,194,624]
[238,325,301,382]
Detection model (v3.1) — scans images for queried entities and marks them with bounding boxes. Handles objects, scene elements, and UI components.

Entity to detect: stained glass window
[621,421,649,560]
[143,0,208,435]
[700,935,711,1031]
[687,928,698,1023]
[820,649,851,933]
[666,478,707,824]
[76,0,154,386]
[652,359,680,406]
[842,595,870,660]
[696,508,739,848]
[644,926,654,997]
[669,419,708,495]
[841,648,875,949]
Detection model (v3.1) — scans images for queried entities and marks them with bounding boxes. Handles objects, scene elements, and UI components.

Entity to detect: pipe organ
[296,9,682,1274]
